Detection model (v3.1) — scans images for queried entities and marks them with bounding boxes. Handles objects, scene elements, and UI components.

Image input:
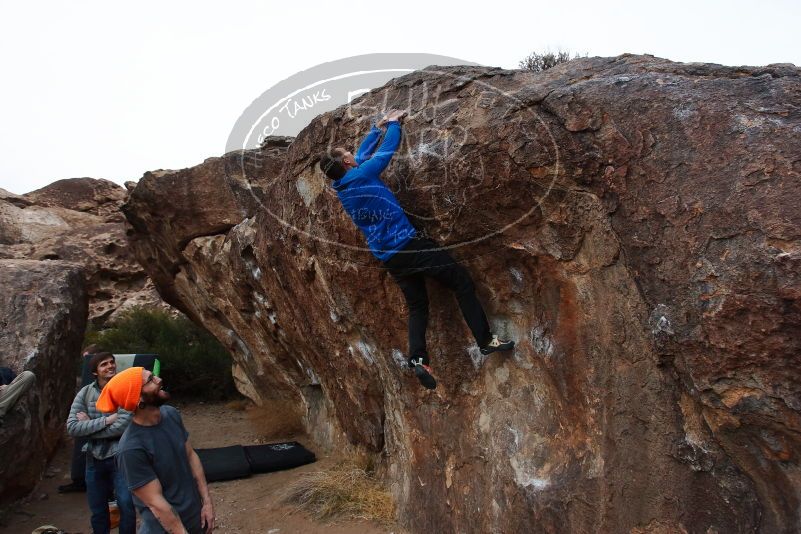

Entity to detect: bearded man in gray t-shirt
[97,366,215,534]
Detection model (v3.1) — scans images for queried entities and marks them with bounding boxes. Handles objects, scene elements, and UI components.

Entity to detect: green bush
[85,307,236,400]
[519,49,586,72]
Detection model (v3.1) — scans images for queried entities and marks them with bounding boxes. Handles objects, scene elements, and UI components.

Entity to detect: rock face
[23,177,128,220]
[0,178,166,324]
[123,56,801,533]
[0,260,88,503]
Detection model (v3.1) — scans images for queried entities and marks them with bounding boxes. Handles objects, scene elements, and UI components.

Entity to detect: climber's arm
[357,121,402,178]
[355,125,383,165]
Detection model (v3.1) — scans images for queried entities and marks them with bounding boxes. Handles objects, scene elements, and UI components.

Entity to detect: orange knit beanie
[96,366,144,412]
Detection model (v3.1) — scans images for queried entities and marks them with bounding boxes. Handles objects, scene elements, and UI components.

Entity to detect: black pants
[383,236,492,366]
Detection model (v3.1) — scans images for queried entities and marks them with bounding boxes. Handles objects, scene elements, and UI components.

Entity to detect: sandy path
[0,402,403,534]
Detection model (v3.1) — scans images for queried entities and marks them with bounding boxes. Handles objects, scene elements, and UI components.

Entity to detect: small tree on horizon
[519,49,586,72]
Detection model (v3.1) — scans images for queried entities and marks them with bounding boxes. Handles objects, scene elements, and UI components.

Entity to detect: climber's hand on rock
[385,109,407,123]
[377,110,396,127]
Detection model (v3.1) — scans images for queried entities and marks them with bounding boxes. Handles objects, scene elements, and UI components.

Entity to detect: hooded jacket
[331,121,416,261]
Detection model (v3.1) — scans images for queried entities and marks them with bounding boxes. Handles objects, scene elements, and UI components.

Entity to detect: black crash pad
[195,445,251,482]
[244,441,316,473]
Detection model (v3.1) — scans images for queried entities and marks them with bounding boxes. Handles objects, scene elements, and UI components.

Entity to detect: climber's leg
[422,246,514,355]
[384,239,438,389]
[417,248,492,348]
[391,273,430,366]
[387,271,437,389]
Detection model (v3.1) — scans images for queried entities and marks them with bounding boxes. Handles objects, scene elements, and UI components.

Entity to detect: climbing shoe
[480,335,515,355]
[413,363,437,390]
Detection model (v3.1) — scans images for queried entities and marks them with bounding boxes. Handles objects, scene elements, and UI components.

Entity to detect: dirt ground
[0,402,404,534]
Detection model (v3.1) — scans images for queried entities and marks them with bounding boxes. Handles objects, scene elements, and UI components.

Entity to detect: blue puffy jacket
[332,121,416,261]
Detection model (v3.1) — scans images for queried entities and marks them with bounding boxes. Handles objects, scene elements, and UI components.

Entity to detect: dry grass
[246,400,395,525]
[279,458,395,525]
[246,399,305,440]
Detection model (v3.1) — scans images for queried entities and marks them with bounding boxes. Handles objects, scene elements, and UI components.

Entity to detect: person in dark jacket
[319,109,514,389]
[59,343,102,494]
[66,352,135,534]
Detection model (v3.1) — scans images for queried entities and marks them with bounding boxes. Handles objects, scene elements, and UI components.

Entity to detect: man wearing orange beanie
[98,367,215,534]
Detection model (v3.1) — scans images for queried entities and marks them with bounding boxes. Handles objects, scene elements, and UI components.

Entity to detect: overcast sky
[1,0,799,194]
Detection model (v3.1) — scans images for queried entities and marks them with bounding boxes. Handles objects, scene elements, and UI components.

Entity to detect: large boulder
[0,178,167,324]
[122,138,291,308]
[0,260,88,503]
[123,56,801,533]
[24,178,129,221]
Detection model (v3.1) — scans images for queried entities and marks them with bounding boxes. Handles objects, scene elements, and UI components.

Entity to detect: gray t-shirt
[117,405,202,534]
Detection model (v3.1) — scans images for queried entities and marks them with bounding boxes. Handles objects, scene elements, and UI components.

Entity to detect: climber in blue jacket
[319,109,514,389]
